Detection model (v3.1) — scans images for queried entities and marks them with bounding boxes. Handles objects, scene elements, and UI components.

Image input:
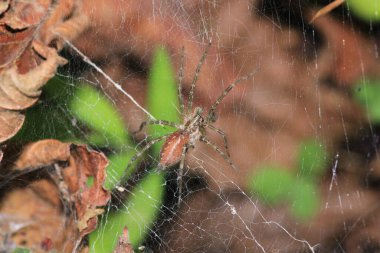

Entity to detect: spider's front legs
[178,46,185,115]
[206,124,232,160]
[200,136,238,171]
[116,133,172,190]
[133,120,180,134]
[207,68,260,120]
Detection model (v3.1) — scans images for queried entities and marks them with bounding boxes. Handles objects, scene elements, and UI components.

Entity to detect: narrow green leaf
[89,171,165,253]
[70,85,132,149]
[147,46,179,156]
[103,150,139,190]
[12,248,30,253]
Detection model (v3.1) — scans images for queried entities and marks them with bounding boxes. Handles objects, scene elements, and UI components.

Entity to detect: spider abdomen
[159,131,190,168]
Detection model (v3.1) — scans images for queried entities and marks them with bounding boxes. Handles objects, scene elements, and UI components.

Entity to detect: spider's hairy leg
[205,124,232,160]
[178,46,185,115]
[133,120,181,134]
[187,40,212,113]
[116,133,173,189]
[177,144,189,207]
[200,136,238,171]
[207,67,260,122]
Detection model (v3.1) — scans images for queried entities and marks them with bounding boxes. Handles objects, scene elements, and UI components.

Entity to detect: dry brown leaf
[0,0,9,15]
[113,227,134,253]
[0,180,71,253]
[0,0,88,144]
[77,208,104,232]
[14,139,70,169]
[0,110,25,143]
[65,144,110,236]
[0,139,110,252]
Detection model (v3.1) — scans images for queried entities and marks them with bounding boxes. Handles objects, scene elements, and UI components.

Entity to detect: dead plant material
[310,0,345,23]
[0,0,88,144]
[114,227,134,253]
[0,139,110,252]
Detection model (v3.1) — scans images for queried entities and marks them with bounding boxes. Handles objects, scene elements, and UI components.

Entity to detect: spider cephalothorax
[159,107,205,168]
[119,42,258,205]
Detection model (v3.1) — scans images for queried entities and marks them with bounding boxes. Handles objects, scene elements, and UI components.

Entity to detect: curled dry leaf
[0,139,110,252]
[0,0,88,144]
[14,139,70,169]
[0,110,25,143]
[0,0,10,15]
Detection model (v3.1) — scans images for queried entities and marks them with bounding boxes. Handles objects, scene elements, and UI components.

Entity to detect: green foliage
[89,171,164,252]
[249,139,327,220]
[12,45,179,252]
[251,166,293,204]
[346,0,380,22]
[353,79,380,123]
[90,46,179,252]
[297,139,327,179]
[103,151,138,190]
[68,84,138,189]
[70,84,132,149]
[147,46,179,156]
[12,248,30,253]
[290,180,319,220]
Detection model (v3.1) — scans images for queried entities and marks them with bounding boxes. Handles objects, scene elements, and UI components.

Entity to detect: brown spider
[120,42,258,204]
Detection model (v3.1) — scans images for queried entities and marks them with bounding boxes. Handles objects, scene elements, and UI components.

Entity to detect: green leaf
[346,0,380,22]
[289,180,319,220]
[147,46,179,156]
[353,79,380,123]
[12,248,30,253]
[70,84,132,149]
[297,139,327,180]
[89,171,164,253]
[103,150,139,190]
[249,165,294,204]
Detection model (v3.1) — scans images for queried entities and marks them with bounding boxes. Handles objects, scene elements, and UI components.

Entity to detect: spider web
[18,0,380,252]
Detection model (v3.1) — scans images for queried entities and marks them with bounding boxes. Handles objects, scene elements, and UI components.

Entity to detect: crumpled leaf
[113,228,134,253]
[0,139,110,252]
[0,0,88,144]
[65,144,110,236]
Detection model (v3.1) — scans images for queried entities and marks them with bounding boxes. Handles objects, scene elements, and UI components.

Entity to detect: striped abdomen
[159,131,190,168]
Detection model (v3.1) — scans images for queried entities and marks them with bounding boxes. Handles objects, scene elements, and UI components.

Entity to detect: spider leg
[187,40,212,113]
[177,144,189,207]
[117,133,173,188]
[207,67,260,122]
[200,136,238,171]
[133,120,180,134]
[178,46,185,116]
[205,124,231,161]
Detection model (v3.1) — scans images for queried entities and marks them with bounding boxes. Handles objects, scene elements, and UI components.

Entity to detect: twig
[310,0,345,23]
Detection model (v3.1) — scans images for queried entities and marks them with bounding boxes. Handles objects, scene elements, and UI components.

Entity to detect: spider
[118,42,258,205]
